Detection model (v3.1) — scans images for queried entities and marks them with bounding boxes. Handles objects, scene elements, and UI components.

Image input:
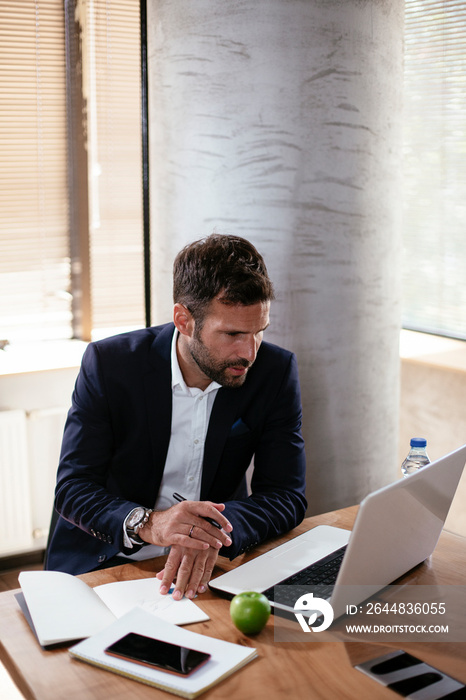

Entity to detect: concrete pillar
[147,0,404,513]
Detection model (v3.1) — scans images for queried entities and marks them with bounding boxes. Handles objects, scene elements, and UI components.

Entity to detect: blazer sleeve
[221,352,307,558]
[54,342,143,550]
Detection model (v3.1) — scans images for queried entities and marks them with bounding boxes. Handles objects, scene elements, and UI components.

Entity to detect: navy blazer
[46,323,307,574]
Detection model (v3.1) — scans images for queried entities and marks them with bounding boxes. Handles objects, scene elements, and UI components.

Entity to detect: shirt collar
[171,329,221,396]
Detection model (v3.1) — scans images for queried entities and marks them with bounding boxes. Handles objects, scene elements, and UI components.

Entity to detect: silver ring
[188,525,195,538]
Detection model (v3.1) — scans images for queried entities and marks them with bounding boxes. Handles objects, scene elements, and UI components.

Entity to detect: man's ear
[173,303,194,337]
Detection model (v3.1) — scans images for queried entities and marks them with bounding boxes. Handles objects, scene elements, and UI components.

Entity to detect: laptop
[209,444,466,619]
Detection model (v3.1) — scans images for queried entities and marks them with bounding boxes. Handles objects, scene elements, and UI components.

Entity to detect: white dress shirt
[119,329,221,560]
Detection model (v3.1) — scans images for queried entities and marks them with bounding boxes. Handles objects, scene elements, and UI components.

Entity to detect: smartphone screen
[104,633,211,676]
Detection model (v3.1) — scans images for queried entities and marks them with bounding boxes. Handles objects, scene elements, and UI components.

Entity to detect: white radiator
[0,407,68,556]
[27,407,69,550]
[0,410,33,554]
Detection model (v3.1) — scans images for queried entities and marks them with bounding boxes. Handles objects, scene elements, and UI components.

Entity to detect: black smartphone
[104,633,211,677]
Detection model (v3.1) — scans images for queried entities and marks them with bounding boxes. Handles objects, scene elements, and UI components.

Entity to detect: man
[46,234,307,600]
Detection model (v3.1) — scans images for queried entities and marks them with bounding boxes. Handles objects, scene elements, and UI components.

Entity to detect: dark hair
[173,234,275,323]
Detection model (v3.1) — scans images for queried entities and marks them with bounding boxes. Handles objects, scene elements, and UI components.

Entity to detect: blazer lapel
[200,386,243,498]
[143,325,174,495]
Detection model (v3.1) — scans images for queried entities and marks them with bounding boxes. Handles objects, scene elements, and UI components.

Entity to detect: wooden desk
[1,507,465,700]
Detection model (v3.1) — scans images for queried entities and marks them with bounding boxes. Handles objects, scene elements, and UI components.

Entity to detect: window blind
[85,0,145,337]
[403,0,466,339]
[0,0,144,344]
[0,1,71,342]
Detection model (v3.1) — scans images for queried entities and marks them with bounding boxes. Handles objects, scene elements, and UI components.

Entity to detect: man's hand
[138,499,232,551]
[156,545,220,600]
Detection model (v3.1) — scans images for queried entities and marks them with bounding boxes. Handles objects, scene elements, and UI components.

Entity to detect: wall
[0,342,84,555]
[399,331,466,537]
[147,0,404,514]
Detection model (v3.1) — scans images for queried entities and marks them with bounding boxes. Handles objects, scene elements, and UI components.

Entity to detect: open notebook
[18,572,209,647]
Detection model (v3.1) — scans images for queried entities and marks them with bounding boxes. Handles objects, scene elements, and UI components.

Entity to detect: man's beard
[189,331,252,388]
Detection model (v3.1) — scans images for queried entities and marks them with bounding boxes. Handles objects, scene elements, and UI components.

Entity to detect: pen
[172,492,222,530]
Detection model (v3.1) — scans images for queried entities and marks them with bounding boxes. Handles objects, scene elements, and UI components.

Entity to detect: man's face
[187,299,270,388]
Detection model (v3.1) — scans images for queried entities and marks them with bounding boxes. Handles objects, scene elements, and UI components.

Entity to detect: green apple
[230,591,271,634]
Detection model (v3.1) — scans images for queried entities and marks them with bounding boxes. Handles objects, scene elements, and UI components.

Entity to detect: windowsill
[0,339,88,376]
[400,330,466,373]
[0,327,142,377]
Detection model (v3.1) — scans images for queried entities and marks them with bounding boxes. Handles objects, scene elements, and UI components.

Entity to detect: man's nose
[239,335,259,363]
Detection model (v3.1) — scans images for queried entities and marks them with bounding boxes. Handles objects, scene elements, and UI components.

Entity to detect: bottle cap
[410,437,427,448]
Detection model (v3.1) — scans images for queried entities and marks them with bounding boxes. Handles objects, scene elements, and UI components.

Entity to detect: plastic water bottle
[401,438,430,478]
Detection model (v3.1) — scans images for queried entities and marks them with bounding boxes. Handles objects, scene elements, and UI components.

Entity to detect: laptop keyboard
[262,545,347,605]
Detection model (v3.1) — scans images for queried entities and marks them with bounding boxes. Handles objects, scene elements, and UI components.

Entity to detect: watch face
[127,507,145,527]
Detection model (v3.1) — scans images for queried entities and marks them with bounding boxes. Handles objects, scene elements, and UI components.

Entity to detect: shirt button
[194,439,199,445]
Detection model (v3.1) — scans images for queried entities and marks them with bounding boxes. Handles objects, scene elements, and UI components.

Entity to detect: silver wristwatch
[125,506,153,545]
